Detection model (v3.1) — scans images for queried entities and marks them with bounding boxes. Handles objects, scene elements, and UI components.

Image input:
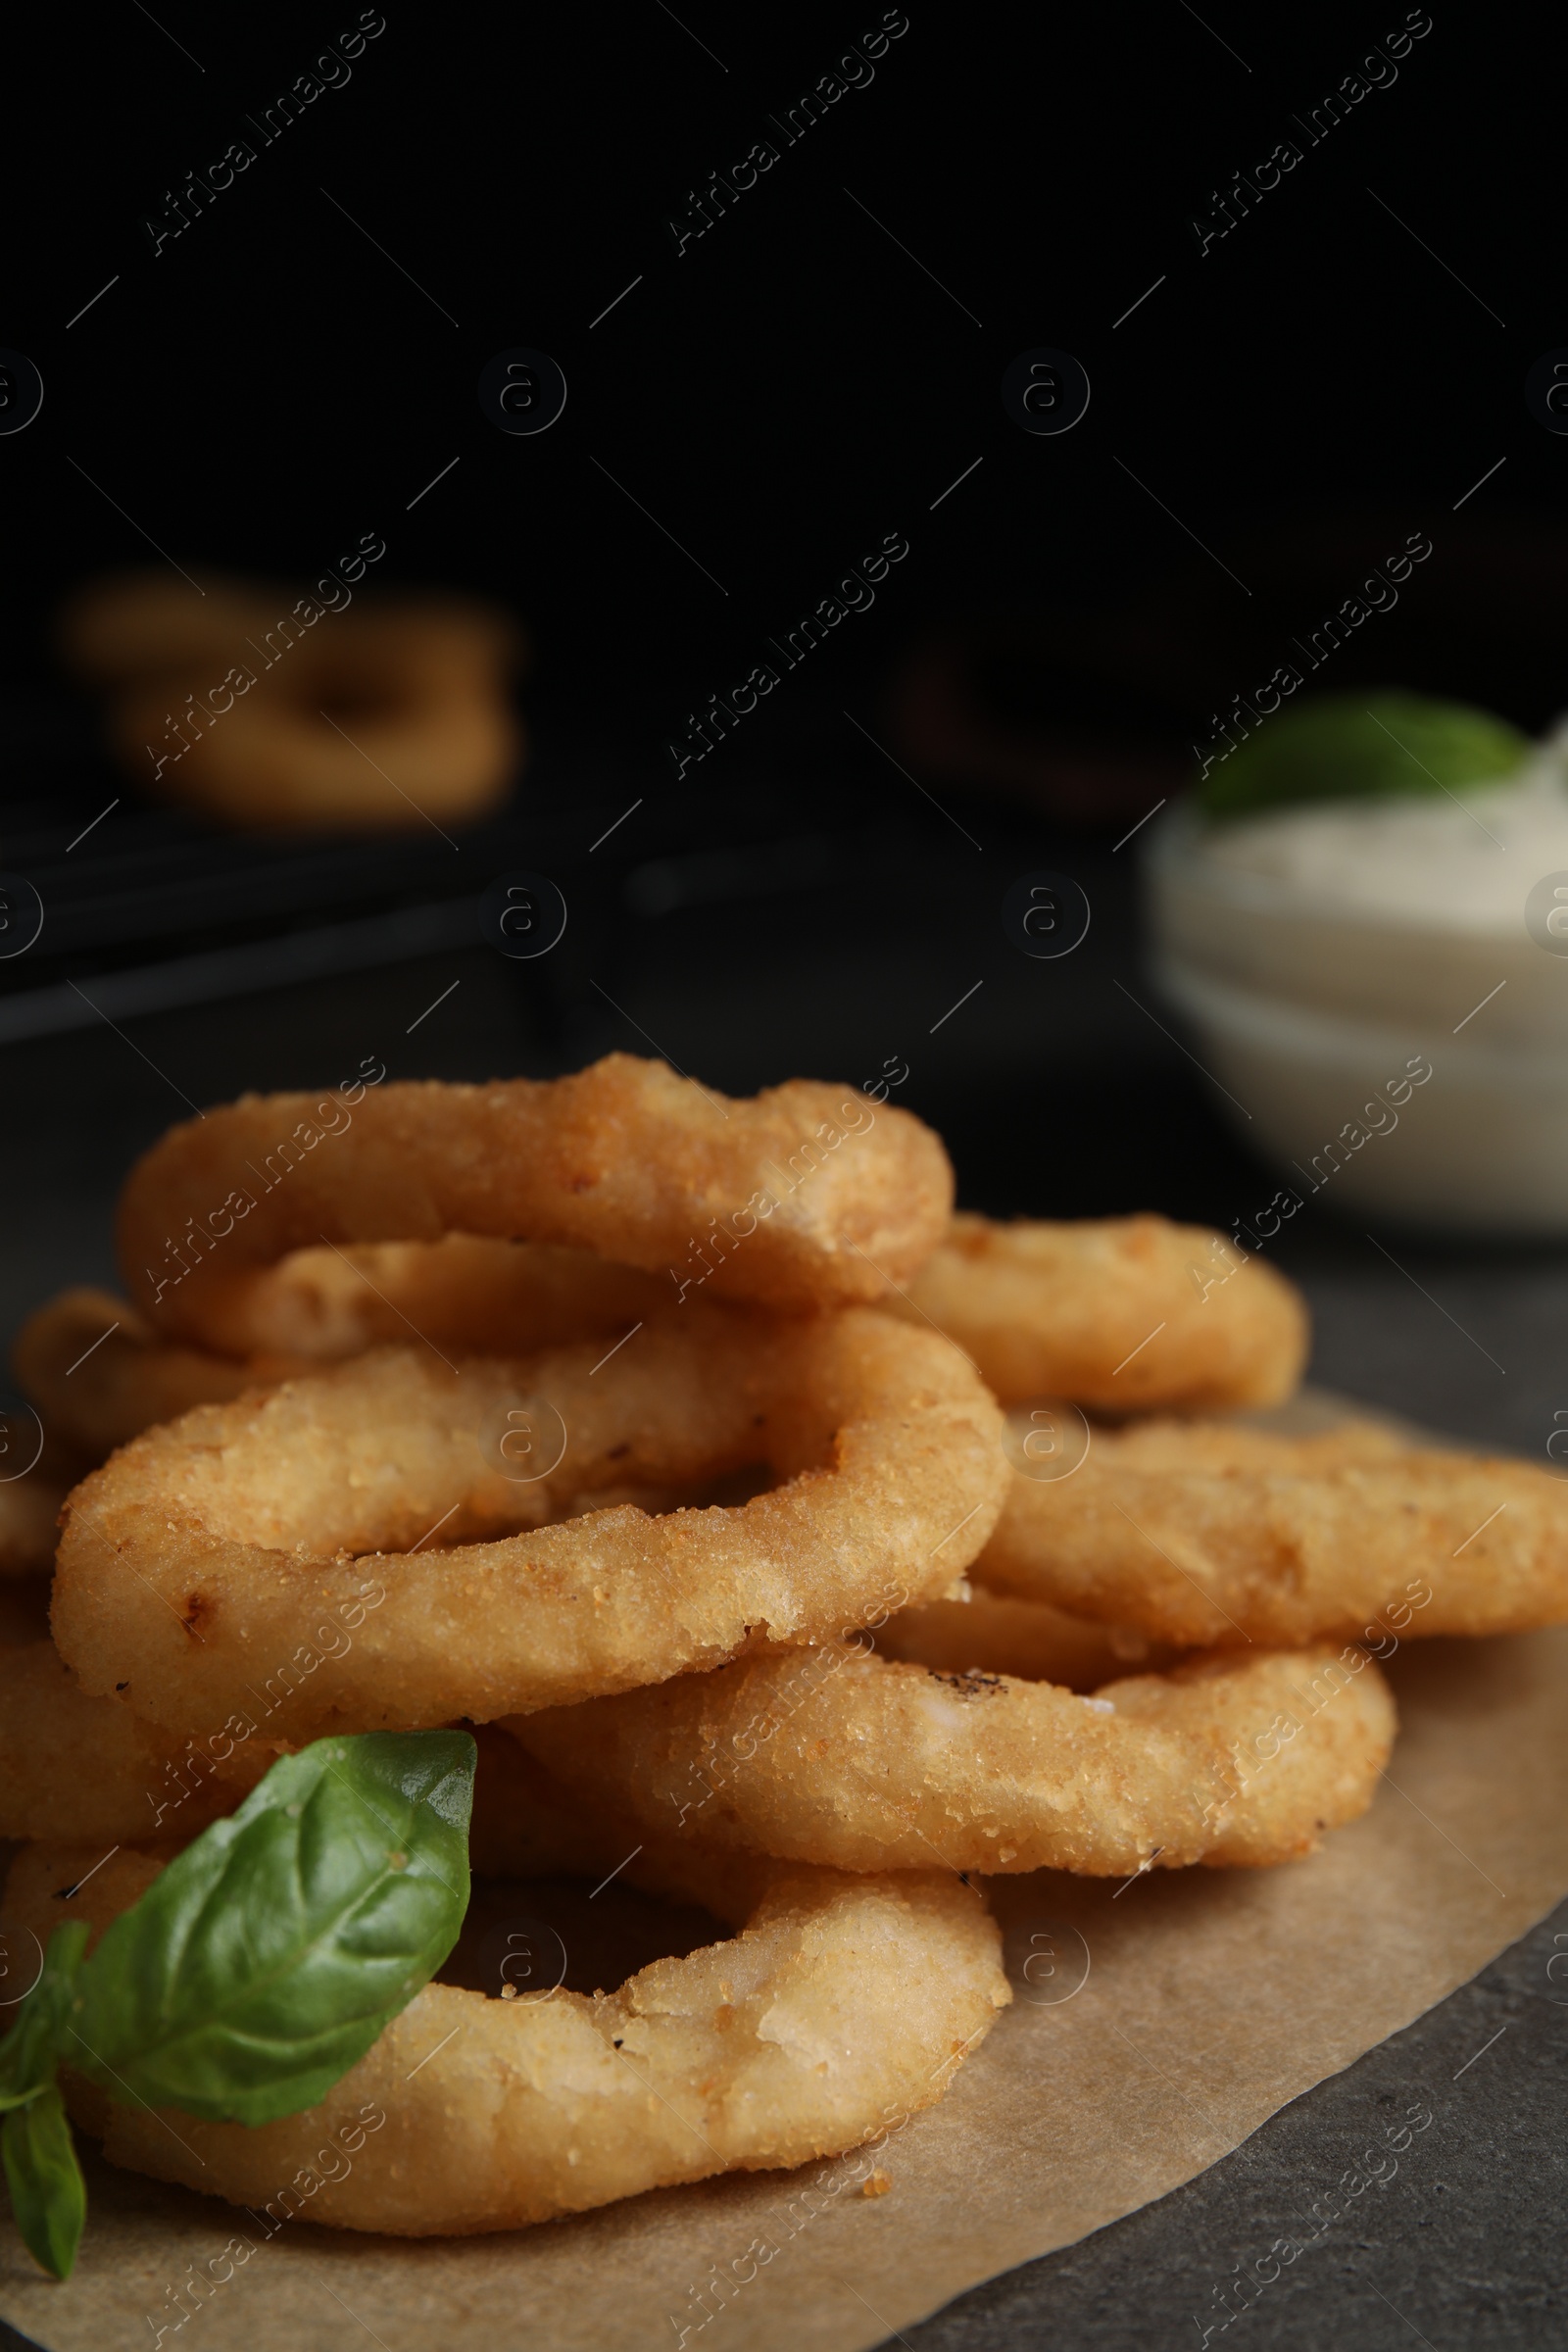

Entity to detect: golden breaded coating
[0,1639,265,1843]
[974,1417,1568,1645]
[14,1287,291,1460]
[874,1590,1181,1688]
[117,1054,954,1349]
[52,1307,1007,1743]
[510,1639,1395,1876]
[18,1254,676,1463]
[886,1211,1308,1409]
[165,1235,670,1363]
[5,1835,1007,2236]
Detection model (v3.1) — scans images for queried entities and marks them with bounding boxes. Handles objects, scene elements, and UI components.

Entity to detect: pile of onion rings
[6,1049,1566,2248]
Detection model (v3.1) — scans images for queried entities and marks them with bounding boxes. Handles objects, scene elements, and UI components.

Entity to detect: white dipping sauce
[1147,729,1568,1231]
[1200,754,1568,931]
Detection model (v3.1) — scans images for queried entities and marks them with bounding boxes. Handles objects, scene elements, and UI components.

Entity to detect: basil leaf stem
[0,1925,87,2113]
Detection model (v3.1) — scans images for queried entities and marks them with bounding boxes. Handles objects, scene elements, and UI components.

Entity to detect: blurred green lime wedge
[1198,691,1531,820]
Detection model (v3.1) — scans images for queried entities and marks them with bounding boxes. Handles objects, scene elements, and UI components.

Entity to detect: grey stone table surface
[0,929,1564,2352]
[900,1893,1568,2352]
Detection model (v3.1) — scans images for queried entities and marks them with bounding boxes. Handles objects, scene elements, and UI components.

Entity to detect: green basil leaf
[1198,691,1530,820]
[0,1924,87,2112]
[69,1731,474,2128]
[2,2085,86,2280]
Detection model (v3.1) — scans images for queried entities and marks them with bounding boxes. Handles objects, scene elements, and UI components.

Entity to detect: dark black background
[6,1,1566,731]
[2,4,1567,2347]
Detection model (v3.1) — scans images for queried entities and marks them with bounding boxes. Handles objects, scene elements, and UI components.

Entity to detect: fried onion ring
[18,1252,675,1462]
[174,1234,671,1363]
[0,1640,265,1843]
[52,1306,1007,1741]
[5,1826,1007,2235]
[973,1417,1568,1645]
[509,1634,1395,1876]
[14,1287,294,1461]
[117,1054,953,1349]
[874,1588,1182,1687]
[61,571,523,833]
[886,1211,1308,1409]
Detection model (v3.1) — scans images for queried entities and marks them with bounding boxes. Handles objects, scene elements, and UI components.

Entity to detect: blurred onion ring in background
[59,569,523,831]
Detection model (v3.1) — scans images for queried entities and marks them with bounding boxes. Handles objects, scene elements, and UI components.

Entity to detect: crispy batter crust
[5,1832,1007,2235]
[510,1638,1395,1876]
[0,1640,264,1842]
[15,1288,293,1460]
[225,1234,674,1360]
[875,1591,1182,1687]
[973,1418,1568,1644]
[117,1055,954,1348]
[886,1212,1308,1409]
[52,1307,1007,1741]
[17,1253,672,1460]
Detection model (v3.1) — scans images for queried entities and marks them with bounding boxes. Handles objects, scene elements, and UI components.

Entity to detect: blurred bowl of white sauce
[1146,732,1568,1233]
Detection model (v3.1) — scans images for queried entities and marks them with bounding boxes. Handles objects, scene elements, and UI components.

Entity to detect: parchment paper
[6,1431,1568,2352]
